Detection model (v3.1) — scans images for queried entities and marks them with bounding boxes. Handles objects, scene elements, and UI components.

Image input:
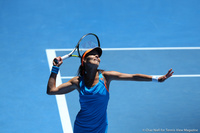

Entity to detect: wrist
[51,66,59,74]
[152,76,159,82]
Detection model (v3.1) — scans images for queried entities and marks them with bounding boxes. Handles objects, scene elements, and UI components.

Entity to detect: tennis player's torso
[75,72,109,129]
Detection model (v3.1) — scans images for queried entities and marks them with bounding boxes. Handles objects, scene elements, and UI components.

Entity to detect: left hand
[158,68,174,82]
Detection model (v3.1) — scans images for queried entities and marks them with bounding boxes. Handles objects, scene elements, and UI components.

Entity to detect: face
[83,51,101,67]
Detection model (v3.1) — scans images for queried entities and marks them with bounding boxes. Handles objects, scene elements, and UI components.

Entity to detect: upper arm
[49,76,80,95]
[103,71,135,82]
[102,71,152,83]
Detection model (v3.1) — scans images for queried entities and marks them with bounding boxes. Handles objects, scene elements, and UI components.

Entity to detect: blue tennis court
[1,0,200,133]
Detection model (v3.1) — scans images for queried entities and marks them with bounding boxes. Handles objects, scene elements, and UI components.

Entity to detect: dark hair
[77,65,104,77]
[77,65,84,77]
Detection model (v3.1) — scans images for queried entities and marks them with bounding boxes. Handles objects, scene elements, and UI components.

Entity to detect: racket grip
[54,54,71,64]
[62,54,70,60]
[54,58,59,64]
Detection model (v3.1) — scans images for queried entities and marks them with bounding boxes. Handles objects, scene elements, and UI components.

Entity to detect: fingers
[167,68,172,74]
[53,56,63,67]
[166,68,174,78]
[158,68,174,82]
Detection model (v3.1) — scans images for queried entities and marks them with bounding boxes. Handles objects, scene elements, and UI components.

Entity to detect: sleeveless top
[74,72,110,133]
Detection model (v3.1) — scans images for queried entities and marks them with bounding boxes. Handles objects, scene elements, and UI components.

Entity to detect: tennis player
[47,47,174,133]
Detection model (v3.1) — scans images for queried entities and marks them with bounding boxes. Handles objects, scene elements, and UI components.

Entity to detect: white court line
[46,50,73,133]
[47,47,200,51]
[172,74,200,77]
[61,76,75,79]
[61,75,200,79]
[102,47,200,51]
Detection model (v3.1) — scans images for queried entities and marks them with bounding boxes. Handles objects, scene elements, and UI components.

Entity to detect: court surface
[1,0,200,133]
[46,47,200,133]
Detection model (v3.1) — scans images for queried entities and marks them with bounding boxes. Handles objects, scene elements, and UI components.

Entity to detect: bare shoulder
[101,71,120,81]
[68,76,81,92]
[102,70,134,81]
[102,71,120,76]
[70,76,80,85]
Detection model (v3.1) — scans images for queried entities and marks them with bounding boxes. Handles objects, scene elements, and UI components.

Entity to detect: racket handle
[54,58,59,64]
[54,54,71,64]
[61,54,71,60]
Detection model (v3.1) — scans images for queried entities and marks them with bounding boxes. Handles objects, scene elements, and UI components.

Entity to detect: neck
[83,67,99,88]
[84,66,98,80]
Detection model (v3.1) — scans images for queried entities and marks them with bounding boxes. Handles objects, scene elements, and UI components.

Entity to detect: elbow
[46,90,56,95]
[46,91,53,95]
[132,74,141,81]
[46,90,53,95]
[46,86,56,95]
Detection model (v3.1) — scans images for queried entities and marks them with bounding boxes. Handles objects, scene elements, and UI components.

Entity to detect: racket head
[77,33,100,57]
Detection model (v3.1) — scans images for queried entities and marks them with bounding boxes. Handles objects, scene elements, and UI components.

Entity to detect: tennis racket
[54,33,100,64]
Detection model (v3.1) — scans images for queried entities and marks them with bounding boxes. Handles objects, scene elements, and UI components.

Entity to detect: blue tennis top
[74,72,110,133]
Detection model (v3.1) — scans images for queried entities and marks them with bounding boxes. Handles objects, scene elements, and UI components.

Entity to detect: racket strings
[78,35,99,57]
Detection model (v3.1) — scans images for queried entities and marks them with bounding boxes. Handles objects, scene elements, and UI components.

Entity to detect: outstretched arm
[103,68,174,84]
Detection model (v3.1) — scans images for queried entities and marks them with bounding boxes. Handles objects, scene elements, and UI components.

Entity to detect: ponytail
[77,65,85,77]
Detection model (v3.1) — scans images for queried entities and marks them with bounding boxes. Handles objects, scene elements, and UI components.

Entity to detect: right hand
[53,56,63,67]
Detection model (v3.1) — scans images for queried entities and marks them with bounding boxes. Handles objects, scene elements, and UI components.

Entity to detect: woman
[47,47,174,133]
